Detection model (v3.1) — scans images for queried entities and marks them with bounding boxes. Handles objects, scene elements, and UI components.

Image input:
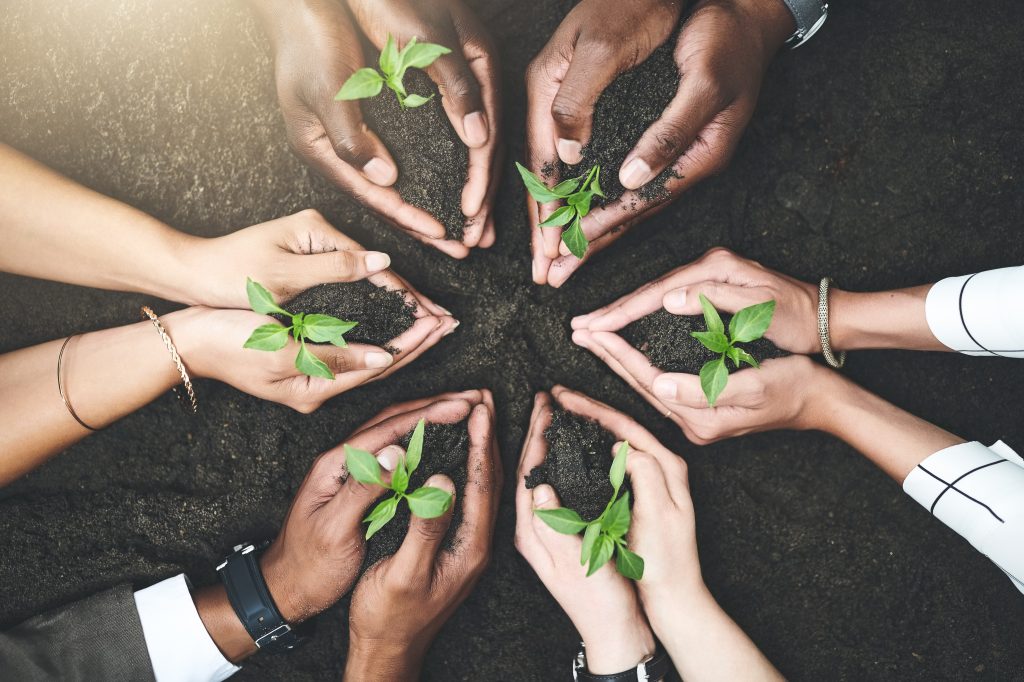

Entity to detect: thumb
[662,281,773,317]
[394,474,457,578]
[550,48,621,164]
[426,47,489,148]
[293,249,391,287]
[530,484,585,557]
[318,98,399,187]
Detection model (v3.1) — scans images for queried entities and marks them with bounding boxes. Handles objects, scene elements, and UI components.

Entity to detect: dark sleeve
[0,584,157,682]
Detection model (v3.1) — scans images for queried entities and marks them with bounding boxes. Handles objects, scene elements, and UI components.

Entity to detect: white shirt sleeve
[903,441,1024,594]
[133,574,241,682]
[925,266,1024,357]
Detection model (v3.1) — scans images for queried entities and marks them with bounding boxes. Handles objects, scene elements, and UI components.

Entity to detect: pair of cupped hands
[252,0,796,284]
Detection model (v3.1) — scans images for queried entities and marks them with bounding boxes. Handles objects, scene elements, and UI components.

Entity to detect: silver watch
[781,0,829,49]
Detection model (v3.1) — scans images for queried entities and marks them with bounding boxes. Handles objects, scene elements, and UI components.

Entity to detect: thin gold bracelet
[140,306,198,414]
[57,335,102,431]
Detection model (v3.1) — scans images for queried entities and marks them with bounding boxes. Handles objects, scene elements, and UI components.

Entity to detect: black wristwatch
[572,641,672,682]
[216,543,306,653]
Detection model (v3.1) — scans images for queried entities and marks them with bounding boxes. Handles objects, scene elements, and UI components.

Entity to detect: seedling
[691,294,776,406]
[335,34,451,109]
[515,162,605,259]
[344,419,454,539]
[534,441,644,580]
[242,278,358,380]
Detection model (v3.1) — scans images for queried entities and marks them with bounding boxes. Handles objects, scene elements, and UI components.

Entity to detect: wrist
[733,0,797,56]
[578,611,656,675]
[193,583,258,664]
[345,635,423,681]
[831,286,943,352]
[156,307,213,380]
[258,544,310,625]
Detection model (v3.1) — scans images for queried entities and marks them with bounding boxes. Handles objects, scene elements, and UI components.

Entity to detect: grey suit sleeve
[0,584,157,682]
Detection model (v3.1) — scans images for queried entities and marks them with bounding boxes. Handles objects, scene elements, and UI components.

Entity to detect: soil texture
[365,68,468,241]
[525,409,621,522]
[362,419,470,570]
[621,310,789,374]
[277,280,416,350]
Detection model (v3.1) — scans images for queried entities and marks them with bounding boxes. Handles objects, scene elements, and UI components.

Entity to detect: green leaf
[385,75,407,99]
[391,454,409,494]
[303,314,358,344]
[335,68,385,101]
[246,278,289,316]
[402,93,433,108]
[726,345,741,368]
[379,34,399,76]
[406,486,453,519]
[567,190,593,217]
[552,176,583,196]
[534,507,588,535]
[616,546,645,580]
[609,441,628,496]
[344,445,383,485]
[698,293,724,335]
[602,492,631,537]
[590,166,606,198]
[538,205,576,228]
[734,347,759,369]
[243,323,290,351]
[400,39,451,70]
[561,216,588,259]
[699,357,729,407]
[691,330,730,354]
[586,535,614,577]
[729,300,776,343]
[405,419,426,475]
[295,340,334,380]
[364,496,399,539]
[515,162,562,204]
[580,522,601,566]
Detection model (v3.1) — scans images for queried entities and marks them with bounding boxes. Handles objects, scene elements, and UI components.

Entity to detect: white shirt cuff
[134,574,241,682]
[904,441,1024,594]
[925,266,1024,357]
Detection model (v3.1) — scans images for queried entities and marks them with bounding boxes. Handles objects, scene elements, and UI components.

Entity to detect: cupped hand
[345,398,501,680]
[345,0,502,250]
[514,390,657,674]
[573,247,821,354]
[163,302,455,414]
[532,0,795,287]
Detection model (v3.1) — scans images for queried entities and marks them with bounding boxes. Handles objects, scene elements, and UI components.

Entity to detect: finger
[549,381,674,455]
[651,367,763,408]
[353,390,485,434]
[346,398,474,454]
[458,28,501,218]
[307,341,395,376]
[322,444,397,526]
[317,98,399,187]
[618,78,722,191]
[663,281,773,317]
[453,404,500,559]
[530,484,583,557]
[479,214,496,248]
[525,54,564,280]
[461,131,503,247]
[293,249,392,289]
[365,316,453,383]
[393,474,457,579]
[621,446,673,512]
[367,268,448,319]
[571,273,671,332]
[544,216,636,289]
[425,34,488,150]
[515,392,554,525]
[549,43,622,164]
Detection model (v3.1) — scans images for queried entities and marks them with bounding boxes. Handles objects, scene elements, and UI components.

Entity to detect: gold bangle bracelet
[140,306,198,414]
[57,335,102,431]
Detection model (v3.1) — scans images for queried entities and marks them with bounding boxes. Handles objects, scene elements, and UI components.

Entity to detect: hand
[345,393,500,680]
[163,301,455,414]
[345,0,502,251]
[530,0,795,287]
[573,247,821,354]
[514,389,657,674]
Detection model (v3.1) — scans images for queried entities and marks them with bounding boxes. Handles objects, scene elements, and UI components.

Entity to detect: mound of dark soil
[365,69,468,241]
[524,409,621,522]
[279,280,417,350]
[362,419,470,570]
[546,34,681,208]
[620,310,788,374]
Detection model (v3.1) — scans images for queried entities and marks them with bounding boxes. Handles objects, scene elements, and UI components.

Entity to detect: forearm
[343,637,424,682]
[0,313,190,485]
[644,583,782,682]
[0,144,197,301]
[831,286,947,352]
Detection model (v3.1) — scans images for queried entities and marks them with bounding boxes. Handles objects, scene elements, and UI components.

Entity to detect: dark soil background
[276,281,416,350]
[2,1,1024,680]
[623,310,788,374]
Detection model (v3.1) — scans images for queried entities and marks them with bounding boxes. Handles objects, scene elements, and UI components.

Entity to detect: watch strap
[573,642,672,682]
[781,0,828,48]
[216,543,305,653]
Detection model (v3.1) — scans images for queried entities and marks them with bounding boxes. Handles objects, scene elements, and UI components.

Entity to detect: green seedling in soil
[345,419,454,539]
[691,294,776,407]
[515,162,605,259]
[534,441,644,580]
[243,278,358,380]
[335,34,451,109]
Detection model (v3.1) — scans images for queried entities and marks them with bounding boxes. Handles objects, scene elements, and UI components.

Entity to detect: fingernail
[363,157,396,186]
[444,319,460,336]
[463,111,489,147]
[557,138,583,165]
[620,157,652,190]
[425,474,456,495]
[437,305,453,316]
[365,252,391,272]
[532,484,553,506]
[571,330,589,347]
[570,315,587,330]
[376,445,405,471]
[558,240,571,257]
[664,288,688,311]
[653,376,677,401]
[366,351,393,368]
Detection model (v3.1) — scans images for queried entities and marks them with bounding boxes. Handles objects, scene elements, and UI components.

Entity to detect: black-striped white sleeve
[925,266,1024,358]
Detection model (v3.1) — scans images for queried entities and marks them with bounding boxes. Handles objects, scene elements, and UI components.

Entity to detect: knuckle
[550,95,587,128]
[332,133,369,162]
[415,519,447,543]
[703,246,736,263]
[298,207,324,222]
